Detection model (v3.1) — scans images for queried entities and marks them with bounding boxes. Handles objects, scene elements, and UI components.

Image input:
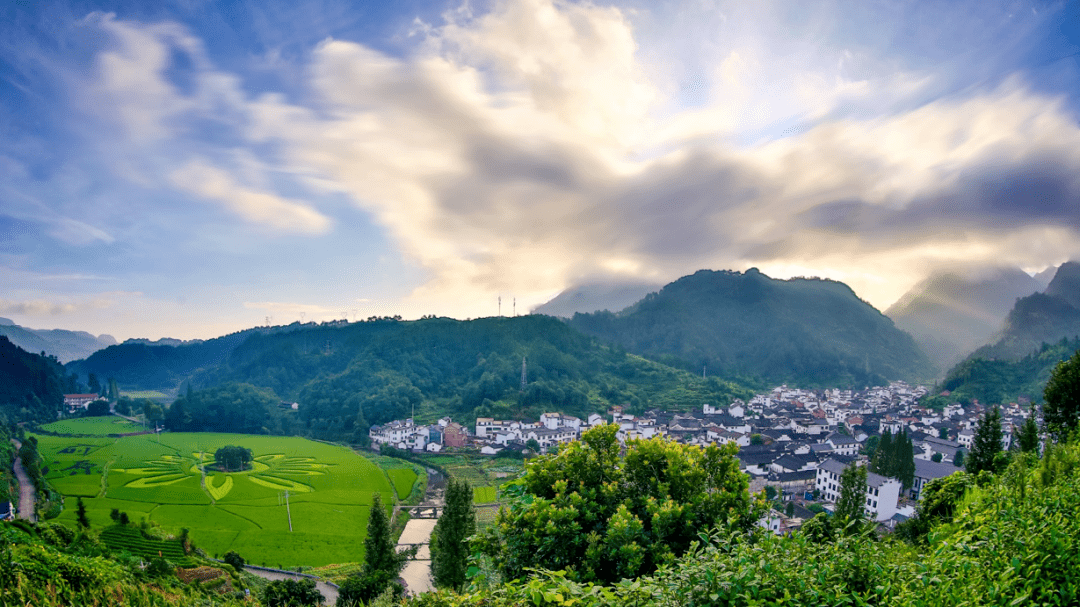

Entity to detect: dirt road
[10,439,36,522]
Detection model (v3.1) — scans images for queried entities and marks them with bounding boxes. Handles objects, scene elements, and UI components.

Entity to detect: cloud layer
[2,0,1079,336]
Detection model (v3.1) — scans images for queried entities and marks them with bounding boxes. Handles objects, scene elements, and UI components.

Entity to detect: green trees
[431,478,477,590]
[967,406,1005,475]
[833,462,867,527]
[1016,413,1040,453]
[76,497,90,529]
[223,550,245,571]
[475,424,761,583]
[337,493,408,606]
[263,578,323,607]
[1044,349,1080,440]
[213,446,253,472]
[869,429,915,488]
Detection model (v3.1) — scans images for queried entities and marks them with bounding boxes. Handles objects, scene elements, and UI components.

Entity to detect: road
[10,439,36,522]
[397,518,437,593]
[245,567,339,605]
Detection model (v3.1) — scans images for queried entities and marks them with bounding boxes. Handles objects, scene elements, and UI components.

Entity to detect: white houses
[815,459,901,522]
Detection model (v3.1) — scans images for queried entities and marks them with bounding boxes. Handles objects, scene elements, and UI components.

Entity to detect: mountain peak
[1045,261,1080,309]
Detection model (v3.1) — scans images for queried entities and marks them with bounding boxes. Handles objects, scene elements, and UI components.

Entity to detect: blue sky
[2,0,1079,340]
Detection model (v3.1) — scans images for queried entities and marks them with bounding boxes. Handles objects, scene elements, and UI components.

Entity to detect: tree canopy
[213,446,253,472]
[833,462,867,527]
[967,406,1005,475]
[1044,349,1080,440]
[475,424,762,583]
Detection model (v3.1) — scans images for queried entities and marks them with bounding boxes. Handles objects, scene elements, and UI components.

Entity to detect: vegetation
[31,431,393,567]
[263,578,324,607]
[214,445,254,472]
[1044,348,1080,439]
[938,336,1080,406]
[967,405,1005,475]
[568,268,934,387]
[431,478,477,590]
[0,336,70,424]
[832,462,867,528]
[337,493,409,606]
[474,425,762,584]
[869,429,915,488]
[413,438,1080,607]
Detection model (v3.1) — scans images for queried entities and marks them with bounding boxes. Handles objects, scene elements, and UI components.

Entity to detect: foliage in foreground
[474,424,763,584]
[417,439,1080,607]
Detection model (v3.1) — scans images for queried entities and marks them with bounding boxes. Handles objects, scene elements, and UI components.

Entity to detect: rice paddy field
[39,417,147,436]
[417,453,523,505]
[32,428,395,567]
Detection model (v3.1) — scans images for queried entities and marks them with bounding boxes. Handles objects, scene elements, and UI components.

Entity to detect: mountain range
[0,317,117,363]
[884,266,1051,373]
[566,268,935,388]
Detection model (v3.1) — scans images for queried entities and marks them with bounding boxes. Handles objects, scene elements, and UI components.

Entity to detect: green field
[386,468,417,500]
[472,486,497,504]
[39,417,147,436]
[32,431,393,567]
[121,390,170,399]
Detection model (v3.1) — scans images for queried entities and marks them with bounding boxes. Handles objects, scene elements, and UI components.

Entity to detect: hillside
[884,266,1044,373]
[0,317,116,363]
[965,261,1080,362]
[0,336,71,424]
[567,269,934,388]
[180,315,755,440]
[65,324,300,393]
[934,336,1080,406]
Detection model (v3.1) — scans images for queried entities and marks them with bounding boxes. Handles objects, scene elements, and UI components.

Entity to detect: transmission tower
[520,356,528,392]
[498,296,502,316]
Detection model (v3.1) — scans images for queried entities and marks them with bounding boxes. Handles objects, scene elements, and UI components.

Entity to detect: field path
[10,439,36,522]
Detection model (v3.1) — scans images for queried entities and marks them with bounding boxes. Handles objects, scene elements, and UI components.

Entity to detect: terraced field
[33,431,394,567]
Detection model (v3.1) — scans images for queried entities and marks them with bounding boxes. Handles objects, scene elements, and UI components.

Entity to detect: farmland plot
[33,431,393,567]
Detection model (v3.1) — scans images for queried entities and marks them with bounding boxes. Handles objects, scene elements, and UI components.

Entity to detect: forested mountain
[932,337,1080,406]
[885,266,1045,373]
[0,336,70,424]
[567,269,934,388]
[0,317,116,363]
[172,315,754,441]
[65,325,297,392]
[531,279,662,317]
[965,261,1080,362]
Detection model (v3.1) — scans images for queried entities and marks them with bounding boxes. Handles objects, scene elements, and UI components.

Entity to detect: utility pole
[520,356,528,392]
[285,490,293,532]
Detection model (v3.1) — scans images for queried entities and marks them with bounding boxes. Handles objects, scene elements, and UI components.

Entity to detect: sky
[2,0,1079,341]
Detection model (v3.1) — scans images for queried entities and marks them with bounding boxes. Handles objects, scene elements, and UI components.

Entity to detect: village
[368,381,1034,532]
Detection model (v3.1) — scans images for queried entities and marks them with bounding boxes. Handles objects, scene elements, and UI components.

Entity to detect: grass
[386,468,417,500]
[30,432,394,567]
[39,417,147,436]
[121,390,169,399]
[472,486,498,504]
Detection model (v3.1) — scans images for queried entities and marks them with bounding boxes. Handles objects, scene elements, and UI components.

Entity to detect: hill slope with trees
[567,269,934,388]
[160,315,754,442]
[0,336,76,424]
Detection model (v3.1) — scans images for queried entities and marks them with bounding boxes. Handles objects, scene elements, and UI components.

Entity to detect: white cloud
[170,160,332,234]
[71,0,1080,315]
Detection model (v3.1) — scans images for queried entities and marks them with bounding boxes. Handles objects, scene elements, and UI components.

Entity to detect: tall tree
[338,492,408,606]
[76,497,90,529]
[1044,350,1080,440]
[834,462,867,529]
[967,406,1004,475]
[870,430,892,475]
[431,478,477,590]
[1016,413,1040,453]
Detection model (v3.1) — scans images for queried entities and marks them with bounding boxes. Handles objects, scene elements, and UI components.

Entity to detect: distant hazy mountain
[568,268,934,388]
[0,317,117,363]
[965,261,1080,362]
[67,325,284,391]
[885,267,1044,374]
[532,280,663,317]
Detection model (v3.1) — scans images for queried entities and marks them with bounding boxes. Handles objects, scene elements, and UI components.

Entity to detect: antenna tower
[520,356,528,392]
[498,296,501,316]
[513,298,517,316]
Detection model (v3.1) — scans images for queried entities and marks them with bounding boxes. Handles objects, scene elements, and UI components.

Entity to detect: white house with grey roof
[815,459,901,522]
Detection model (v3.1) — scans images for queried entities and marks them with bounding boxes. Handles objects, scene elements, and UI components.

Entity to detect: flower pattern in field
[113,451,328,500]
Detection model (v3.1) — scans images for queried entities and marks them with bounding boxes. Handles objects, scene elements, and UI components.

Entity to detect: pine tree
[1017,413,1040,453]
[431,478,477,590]
[871,430,892,475]
[364,492,397,574]
[1044,350,1080,440]
[967,406,1004,475]
[897,430,915,489]
[76,497,90,529]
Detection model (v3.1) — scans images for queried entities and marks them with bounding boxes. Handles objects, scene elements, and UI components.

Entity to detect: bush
[223,550,245,571]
